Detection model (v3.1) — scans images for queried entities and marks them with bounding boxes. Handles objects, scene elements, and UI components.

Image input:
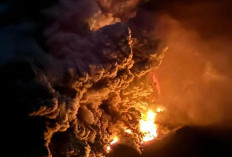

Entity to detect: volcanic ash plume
[21,0,166,156]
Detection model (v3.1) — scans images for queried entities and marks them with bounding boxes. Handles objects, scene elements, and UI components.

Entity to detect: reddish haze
[153,0,232,126]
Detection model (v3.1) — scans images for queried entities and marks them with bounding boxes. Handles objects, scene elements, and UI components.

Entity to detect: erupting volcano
[1,0,232,157]
[11,0,168,156]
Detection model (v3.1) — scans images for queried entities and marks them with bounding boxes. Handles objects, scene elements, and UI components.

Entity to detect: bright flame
[156,107,164,113]
[124,129,132,134]
[110,137,118,145]
[106,145,111,153]
[106,137,118,153]
[139,110,157,142]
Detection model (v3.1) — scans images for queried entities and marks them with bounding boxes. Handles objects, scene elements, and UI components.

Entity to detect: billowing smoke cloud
[2,0,231,156]
[0,0,165,157]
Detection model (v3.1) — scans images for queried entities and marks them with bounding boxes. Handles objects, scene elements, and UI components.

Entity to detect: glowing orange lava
[156,107,164,113]
[139,110,158,142]
[107,107,164,153]
[110,137,118,145]
[124,129,132,134]
[106,136,118,153]
[106,145,111,153]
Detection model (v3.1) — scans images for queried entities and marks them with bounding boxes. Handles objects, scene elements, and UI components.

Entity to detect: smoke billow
[2,0,231,156]
[0,0,165,157]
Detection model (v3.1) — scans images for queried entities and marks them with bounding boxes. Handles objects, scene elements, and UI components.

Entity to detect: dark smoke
[2,0,232,157]
[1,0,164,157]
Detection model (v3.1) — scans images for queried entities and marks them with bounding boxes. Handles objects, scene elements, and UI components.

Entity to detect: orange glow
[139,110,158,142]
[106,145,111,153]
[106,137,118,153]
[156,107,164,113]
[110,137,118,145]
[124,129,132,134]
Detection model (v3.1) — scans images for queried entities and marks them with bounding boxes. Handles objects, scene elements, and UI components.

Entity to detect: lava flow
[107,108,163,153]
[106,137,119,153]
[139,108,164,143]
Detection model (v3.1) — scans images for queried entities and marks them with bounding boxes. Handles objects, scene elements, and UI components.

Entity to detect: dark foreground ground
[108,125,232,157]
